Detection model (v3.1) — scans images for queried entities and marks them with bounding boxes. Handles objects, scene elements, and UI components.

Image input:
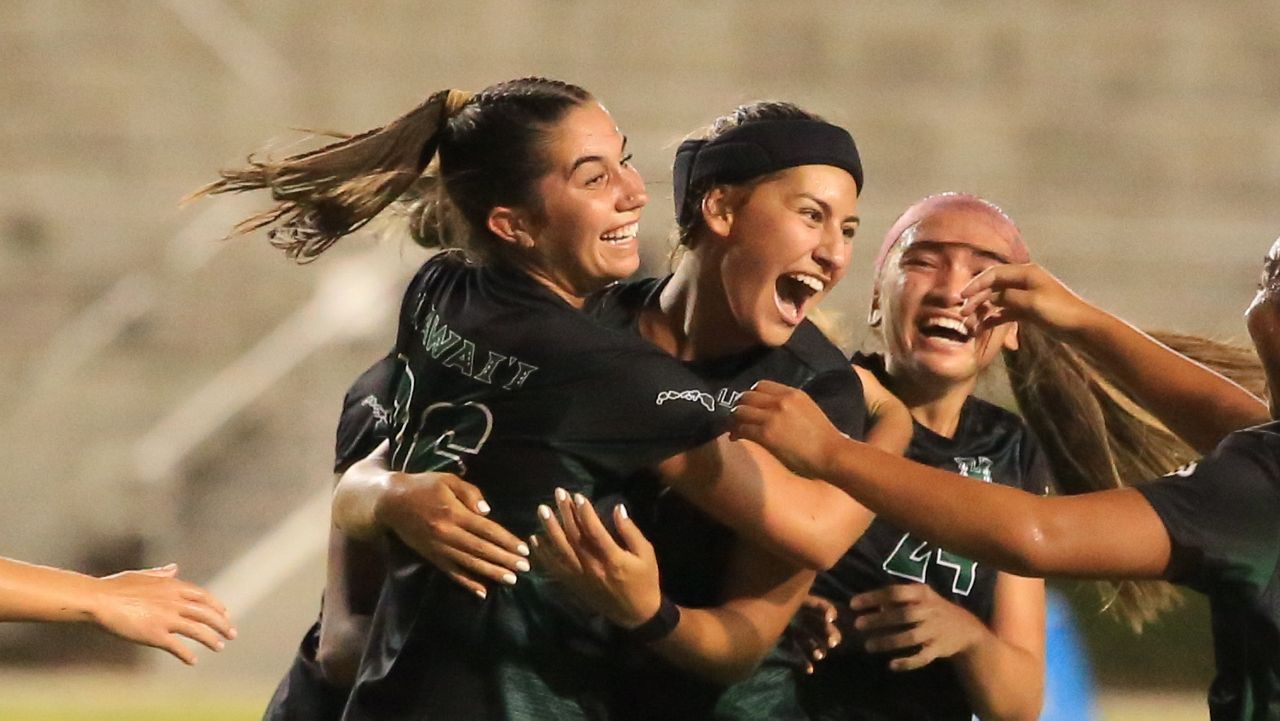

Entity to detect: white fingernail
[476,500,491,515]
[538,505,552,520]
[617,504,629,520]
[475,588,487,600]
[516,559,530,573]
[573,493,587,507]
[502,573,517,585]
[554,488,568,502]
[517,542,530,556]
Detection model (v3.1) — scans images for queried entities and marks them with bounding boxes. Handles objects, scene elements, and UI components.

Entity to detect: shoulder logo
[360,395,392,427]
[1168,462,1198,478]
[656,390,716,412]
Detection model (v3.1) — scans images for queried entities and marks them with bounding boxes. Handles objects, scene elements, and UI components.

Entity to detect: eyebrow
[907,240,1011,264]
[798,192,860,225]
[569,135,629,174]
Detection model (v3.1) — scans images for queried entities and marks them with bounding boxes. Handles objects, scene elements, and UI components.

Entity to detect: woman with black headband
[532,101,911,719]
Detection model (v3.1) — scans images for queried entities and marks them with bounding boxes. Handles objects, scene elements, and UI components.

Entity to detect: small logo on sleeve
[656,390,717,412]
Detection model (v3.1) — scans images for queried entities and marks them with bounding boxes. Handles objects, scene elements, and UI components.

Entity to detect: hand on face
[376,470,530,599]
[530,489,662,629]
[849,583,987,672]
[729,380,846,480]
[959,262,1094,338]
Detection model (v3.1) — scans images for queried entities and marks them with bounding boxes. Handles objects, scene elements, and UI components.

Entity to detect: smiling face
[1245,236,1280,419]
[875,204,1021,389]
[708,164,860,348]
[505,101,647,301]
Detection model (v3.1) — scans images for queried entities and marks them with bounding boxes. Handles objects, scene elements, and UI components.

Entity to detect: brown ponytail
[1006,326,1264,630]
[191,78,592,264]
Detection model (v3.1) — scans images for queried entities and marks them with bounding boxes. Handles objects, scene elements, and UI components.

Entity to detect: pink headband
[873,193,1030,277]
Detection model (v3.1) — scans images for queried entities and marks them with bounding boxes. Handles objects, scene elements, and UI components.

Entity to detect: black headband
[672,119,863,226]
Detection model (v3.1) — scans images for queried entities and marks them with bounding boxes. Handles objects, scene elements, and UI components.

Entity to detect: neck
[885,367,977,439]
[646,249,758,361]
[512,258,588,310]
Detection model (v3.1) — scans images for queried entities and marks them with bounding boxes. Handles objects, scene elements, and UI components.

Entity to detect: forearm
[1066,306,1267,452]
[649,560,813,685]
[316,521,384,685]
[954,630,1043,721]
[819,439,1170,578]
[0,557,98,624]
[662,437,871,570]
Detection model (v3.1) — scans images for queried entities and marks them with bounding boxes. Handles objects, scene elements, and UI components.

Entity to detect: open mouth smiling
[917,315,972,345]
[600,221,638,244]
[776,272,826,325]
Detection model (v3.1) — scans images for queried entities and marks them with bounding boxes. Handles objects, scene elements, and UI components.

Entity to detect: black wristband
[622,596,681,644]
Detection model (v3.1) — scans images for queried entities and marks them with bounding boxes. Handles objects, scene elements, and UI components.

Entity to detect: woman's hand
[784,594,847,674]
[850,583,987,672]
[89,564,236,666]
[374,470,530,599]
[960,263,1095,337]
[530,489,662,629]
[729,380,848,480]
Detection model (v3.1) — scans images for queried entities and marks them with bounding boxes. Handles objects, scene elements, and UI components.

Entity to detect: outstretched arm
[963,263,1268,452]
[532,490,813,685]
[331,441,530,598]
[855,365,914,457]
[732,382,1173,580]
[0,557,235,665]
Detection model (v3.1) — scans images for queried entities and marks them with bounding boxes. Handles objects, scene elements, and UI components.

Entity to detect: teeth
[601,222,638,241]
[785,273,825,293]
[922,316,970,337]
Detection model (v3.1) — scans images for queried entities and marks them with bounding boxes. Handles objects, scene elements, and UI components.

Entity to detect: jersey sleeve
[801,367,867,441]
[333,353,399,474]
[550,345,727,478]
[1134,430,1280,591]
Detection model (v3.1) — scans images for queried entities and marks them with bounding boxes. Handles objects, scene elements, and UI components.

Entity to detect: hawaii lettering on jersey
[882,455,991,595]
[417,305,539,390]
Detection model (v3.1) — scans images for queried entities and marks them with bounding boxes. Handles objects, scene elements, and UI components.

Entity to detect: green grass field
[0,671,1207,721]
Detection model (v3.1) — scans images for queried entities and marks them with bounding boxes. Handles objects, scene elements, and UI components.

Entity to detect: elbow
[995,517,1054,578]
[316,616,371,687]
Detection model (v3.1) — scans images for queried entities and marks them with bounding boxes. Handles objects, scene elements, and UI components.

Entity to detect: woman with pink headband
[732,214,1275,720]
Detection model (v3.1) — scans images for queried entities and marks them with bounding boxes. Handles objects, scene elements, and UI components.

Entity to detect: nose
[927,262,968,307]
[813,227,851,278]
[618,165,649,212]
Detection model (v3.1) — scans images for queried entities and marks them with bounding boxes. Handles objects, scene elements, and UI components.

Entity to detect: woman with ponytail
[731,224,1279,719]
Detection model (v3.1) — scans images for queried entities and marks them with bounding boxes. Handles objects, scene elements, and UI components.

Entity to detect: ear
[867,289,883,328]
[1001,321,1020,352]
[700,186,736,238]
[487,206,535,249]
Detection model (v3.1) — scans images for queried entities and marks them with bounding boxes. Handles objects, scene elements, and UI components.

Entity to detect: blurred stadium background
[3,1,1279,718]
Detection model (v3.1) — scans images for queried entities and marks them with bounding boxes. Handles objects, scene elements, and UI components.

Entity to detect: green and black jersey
[344,254,727,721]
[586,276,869,720]
[793,352,1052,721]
[1135,422,1280,721]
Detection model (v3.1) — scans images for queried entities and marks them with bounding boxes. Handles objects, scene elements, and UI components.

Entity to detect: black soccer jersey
[585,276,869,720]
[1135,421,1280,721]
[343,254,728,721]
[263,354,397,721]
[797,353,1052,721]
